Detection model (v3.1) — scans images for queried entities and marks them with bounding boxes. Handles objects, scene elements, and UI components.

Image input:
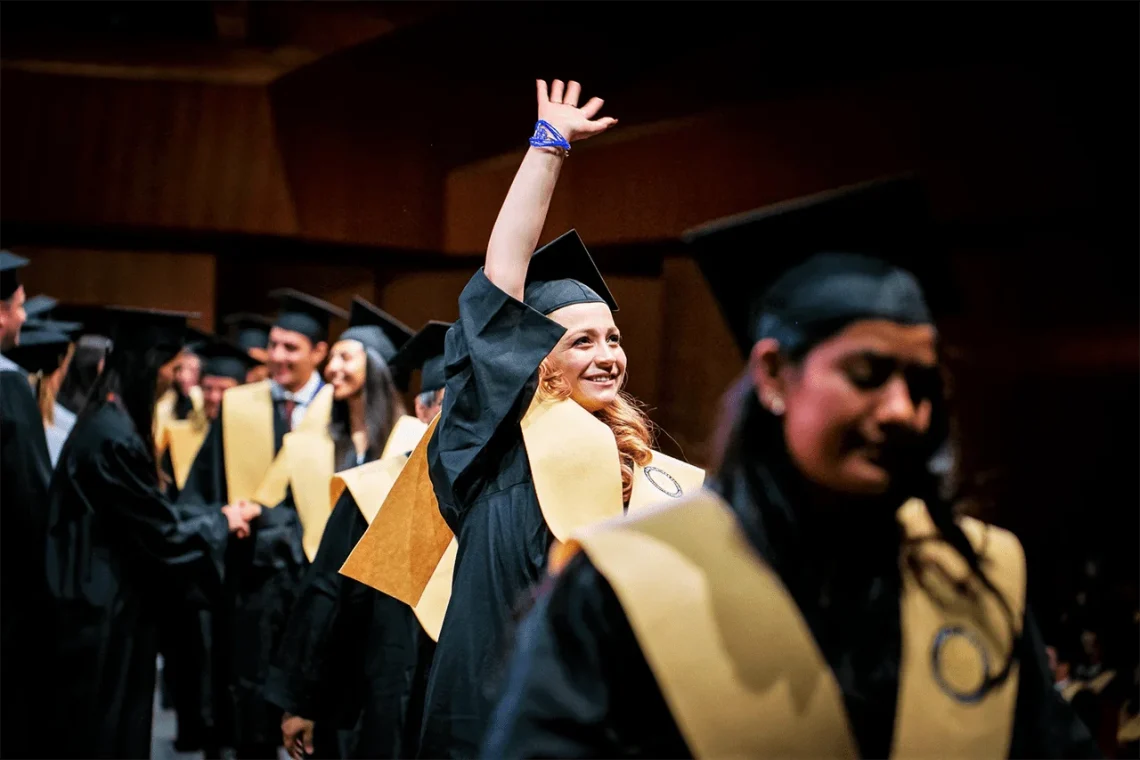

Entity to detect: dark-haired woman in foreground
[482,178,1100,758]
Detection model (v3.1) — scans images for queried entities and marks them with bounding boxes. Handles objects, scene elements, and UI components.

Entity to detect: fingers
[563,80,581,107]
[580,116,618,138]
[579,96,605,119]
[303,722,315,755]
[536,79,549,104]
[549,79,565,104]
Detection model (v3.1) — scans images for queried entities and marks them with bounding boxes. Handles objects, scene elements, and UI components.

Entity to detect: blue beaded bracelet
[529,119,571,154]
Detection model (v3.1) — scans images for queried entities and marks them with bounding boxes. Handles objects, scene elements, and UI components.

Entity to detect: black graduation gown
[480,457,1104,759]
[177,397,308,753]
[419,269,567,758]
[0,363,54,759]
[264,470,422,759]
[39,399,229,759]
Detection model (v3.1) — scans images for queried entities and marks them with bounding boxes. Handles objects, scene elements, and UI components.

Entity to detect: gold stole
[161,417,210,490]
[154,386,204,458]
[381,415,429,461]
[563,491,1026,759]
[247,385,335,561]
[340,394,705,642]
[329,417,446,638]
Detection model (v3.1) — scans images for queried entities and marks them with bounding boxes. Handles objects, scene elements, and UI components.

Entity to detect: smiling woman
[343,79,702,759]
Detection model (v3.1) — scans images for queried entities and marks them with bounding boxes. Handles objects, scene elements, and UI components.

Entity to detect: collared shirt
[0,352,21,374]
[270,371,323,431]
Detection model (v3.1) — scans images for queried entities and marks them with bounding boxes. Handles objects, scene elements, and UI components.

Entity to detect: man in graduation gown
[38,307,254,759]
[158,335,265,752]
[179,289,346,758]
[0,252,55,759]
[265,319,449,760]
[481,177,1100,759]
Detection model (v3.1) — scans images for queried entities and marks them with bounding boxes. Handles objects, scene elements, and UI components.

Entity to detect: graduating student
[0,252,55,760]
[156,335,265,753]
[481,177,1101,759]
[162,336,265,498]
[8,319,81,466]
[39,307,253,759]
[225,312,274,383]
[340,79,703,758]
[266,318,450,760]
[177,289,345,758]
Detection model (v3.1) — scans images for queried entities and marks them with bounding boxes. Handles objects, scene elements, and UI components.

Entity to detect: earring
[769,395,785,416]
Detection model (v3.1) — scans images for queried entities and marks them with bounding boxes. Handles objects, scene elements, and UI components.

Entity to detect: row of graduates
[0,252,455,758]
[1,76,1105,760]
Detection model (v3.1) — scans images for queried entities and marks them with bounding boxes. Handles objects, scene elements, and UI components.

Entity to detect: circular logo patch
[643,466,683,498]
[931,625,991,704]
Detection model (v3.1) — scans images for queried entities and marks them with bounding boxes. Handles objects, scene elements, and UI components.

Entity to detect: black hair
[57,336,112,416]
[714,331,1021,696]
[328,347,405,468]
[83,343,179,482]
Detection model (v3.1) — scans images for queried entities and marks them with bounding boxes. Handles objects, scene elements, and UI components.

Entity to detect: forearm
[484,146,566,300]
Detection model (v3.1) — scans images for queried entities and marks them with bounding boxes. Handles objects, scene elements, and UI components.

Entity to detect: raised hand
[536,79,617,144]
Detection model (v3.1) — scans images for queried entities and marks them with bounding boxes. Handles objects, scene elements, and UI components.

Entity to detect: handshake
[221,500,263,539]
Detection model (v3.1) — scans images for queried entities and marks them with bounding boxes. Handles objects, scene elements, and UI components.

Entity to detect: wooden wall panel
[443,66,1091,253]
[15,248,217,331]
[0,71,298,235]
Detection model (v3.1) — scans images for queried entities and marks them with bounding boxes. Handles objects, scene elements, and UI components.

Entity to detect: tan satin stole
[340,393,705,641]
[563,491,1026,759]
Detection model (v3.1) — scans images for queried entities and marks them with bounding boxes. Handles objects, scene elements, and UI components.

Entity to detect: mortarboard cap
[0,251,29,301]
[23,294,58,320]
[8,325,73,376]
[391,320,452,394]
[23,317,84,338]
[338,297,414,364]
[223,313,273,357]
[270,289,349,345]
[78,307,197,352]
[683,175,954,358]
[197,335,264,384]
[524,230,619,315]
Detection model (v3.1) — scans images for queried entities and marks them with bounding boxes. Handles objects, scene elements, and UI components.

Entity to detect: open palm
[537,79,617,143]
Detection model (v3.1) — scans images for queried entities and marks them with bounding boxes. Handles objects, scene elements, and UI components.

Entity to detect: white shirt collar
[272,371,322,405]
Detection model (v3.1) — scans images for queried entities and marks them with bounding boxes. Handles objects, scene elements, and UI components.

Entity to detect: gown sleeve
[1008,606,1102,758]
[481,553,690,759]
[264,489,364,719]
[432,268,567,506]
[95,425,229,604]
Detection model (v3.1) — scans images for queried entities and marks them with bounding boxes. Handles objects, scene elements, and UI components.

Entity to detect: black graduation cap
[23,316,84,338]
[270,288,349,345]
[182,326,211,354]
[197,335,264,383]
[0,251,29,300]
[223,313,273,355]
[524,230,619,315]
[683,175,954,357]
[338,297,414,364]
[23,294,58,320]
[80,307,197,352]
[48,304,113,340]
[9,325,73,376]
[391,320,452,394]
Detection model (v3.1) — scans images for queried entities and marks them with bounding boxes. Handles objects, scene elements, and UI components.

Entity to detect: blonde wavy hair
[537,358,655,503]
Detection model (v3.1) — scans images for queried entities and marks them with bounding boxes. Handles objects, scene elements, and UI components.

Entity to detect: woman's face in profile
[769,319,940,496]
[325,340,367,401]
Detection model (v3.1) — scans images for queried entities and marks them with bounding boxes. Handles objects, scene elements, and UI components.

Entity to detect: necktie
[281,398,296,432]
